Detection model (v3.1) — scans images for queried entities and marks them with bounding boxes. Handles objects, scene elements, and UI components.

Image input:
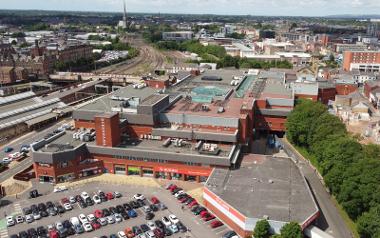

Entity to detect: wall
[336,84,358,96]
[75,120,95,129]
[318,88,336,104]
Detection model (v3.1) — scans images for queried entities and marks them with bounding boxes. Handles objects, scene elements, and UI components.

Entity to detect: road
[281,139,353,238]
[0,120,69,184]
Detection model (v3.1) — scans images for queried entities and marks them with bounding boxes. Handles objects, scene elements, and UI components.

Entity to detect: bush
[253,220,271,238]
[280,222,302,238]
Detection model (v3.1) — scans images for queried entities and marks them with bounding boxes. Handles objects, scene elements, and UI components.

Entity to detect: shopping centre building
[32,69,294,183]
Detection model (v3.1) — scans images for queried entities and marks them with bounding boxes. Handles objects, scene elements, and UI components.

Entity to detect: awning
[25,113,58,127]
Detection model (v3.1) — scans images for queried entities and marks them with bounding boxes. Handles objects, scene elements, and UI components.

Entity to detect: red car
[153,228,165,238]
[106,192,114,200]
[91,221,101,230]
[200,210,209,217]
[166,184,176,190]
[61,197,69,204]
[179,196,190,203]
[188,200,198,208]
[200,211,210,218]
[203,214,216,221]
[169,186,178,192]
[151,196,160,204]
[49,230,59,238]
[94,210,103,218]
[210,220,223,228]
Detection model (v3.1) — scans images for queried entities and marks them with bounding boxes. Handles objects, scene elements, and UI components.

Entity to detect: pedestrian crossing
[13,202,22,215]
[0,228,8,238]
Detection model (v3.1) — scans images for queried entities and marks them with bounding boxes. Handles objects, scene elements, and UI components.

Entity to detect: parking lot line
[0,228,8,238]
[13,203,22,215]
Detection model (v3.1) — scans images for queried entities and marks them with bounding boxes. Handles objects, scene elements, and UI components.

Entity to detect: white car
[9,152,22,159]
[33,212,41,220]
[114,213,122,222]
[118,231,127,238]
[53,186,68,193]
[81,191,90,200]
[98,217,107,226]
[145,231,155,238]
[107,216,115,224]
[2,157,12,164]
[79,214,88,224]
[15,215,24,224]
[64,203,72,211]
[138,233,147,238]
[147,221,157,230]
[25,214,34,223]
[6,216,15,227]
[93,195,101,204]
[87,214,96,222]
[162,216,171,226]
[69,196,76,204]
[82,222,93,232]
[133,194,145,200]
[55,221,64,230]
[168,214,179,224]
[70,217,80,226]
[174,190,185,198]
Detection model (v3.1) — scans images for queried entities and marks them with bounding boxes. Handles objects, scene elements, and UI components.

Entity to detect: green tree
[285,99,327,147]
[253,220,271,238]
[357,205,380,238]
[280,222,302,238]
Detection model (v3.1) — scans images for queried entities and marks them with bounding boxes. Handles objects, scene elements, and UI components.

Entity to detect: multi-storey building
[32,69,294,184]
[343,51,380,72]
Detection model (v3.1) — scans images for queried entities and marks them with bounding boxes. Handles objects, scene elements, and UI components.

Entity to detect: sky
[0,0,380,16]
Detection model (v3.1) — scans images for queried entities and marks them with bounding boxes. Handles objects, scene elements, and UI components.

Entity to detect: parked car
[133,194,145,200]
[98,217,107,226]
[118,231,127,238]
[210,220,223,228]
[151,196,159,204]
[93,195,101,204]
[145,212,155,220]
[162,216,171,227]
[127,209,137,218]
[106,192,114,200]
[168,224,179,233]
[169,214,179,224]
[4,147,13,153]
[15,215,24,224]
[153,228,165,238]
[177,221,187,233]
[82,222,93,232]
[114,191,122,198]
[6,216,15,227]
[222,231,238,238]
[94,209,103,218]
[64,203,72,211]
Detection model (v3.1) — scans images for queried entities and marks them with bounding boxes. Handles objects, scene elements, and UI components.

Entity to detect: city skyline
[0,0,380,16]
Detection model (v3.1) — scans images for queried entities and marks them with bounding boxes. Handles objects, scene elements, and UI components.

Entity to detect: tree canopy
[279,222,303,238]
[286,99,380,238]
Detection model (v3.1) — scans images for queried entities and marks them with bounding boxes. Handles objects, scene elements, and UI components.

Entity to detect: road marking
[0,228,8,238]
[13,203,22,215]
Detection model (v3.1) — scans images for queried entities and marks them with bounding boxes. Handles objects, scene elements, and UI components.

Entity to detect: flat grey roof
[37,132,83,152]
[205,154,318,223]
[77,86,157,112]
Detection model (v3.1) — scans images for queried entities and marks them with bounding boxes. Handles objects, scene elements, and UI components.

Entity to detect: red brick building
[343,51,380,72]
[32,70,294,183]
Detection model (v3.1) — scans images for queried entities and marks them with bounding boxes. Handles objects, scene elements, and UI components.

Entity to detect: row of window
[113,155,168,164]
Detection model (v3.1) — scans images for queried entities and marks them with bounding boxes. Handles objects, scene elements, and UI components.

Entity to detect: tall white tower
[118,0,127,29]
